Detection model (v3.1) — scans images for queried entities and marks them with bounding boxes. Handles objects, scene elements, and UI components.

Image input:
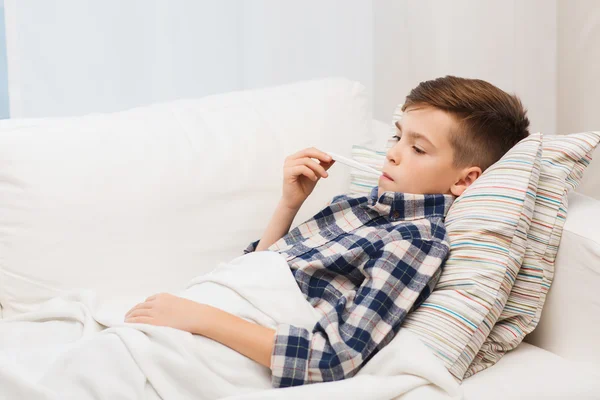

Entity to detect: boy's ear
[450,166,482,197]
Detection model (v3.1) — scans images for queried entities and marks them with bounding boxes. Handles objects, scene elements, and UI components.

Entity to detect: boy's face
[378,105,481,198]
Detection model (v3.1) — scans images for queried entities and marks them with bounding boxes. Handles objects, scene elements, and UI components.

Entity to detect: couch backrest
[0,77,377,317]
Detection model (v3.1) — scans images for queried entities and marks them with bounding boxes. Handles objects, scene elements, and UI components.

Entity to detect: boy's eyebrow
[395,121,436,148]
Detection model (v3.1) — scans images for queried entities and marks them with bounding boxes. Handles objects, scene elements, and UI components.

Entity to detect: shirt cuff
[270,323,311,388]
[243,239,261,254]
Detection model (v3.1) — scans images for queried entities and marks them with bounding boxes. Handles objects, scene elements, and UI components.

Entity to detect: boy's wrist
[194,303,276,369]
[255,198,302,252]
[278,198,303,212]
[192,303,217,336]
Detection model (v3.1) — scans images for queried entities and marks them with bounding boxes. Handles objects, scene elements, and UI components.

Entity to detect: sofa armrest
[576,147,600,200]
[524,191,600,371]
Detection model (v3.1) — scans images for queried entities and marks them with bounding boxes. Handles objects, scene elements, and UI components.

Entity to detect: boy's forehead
[398,107,457,144]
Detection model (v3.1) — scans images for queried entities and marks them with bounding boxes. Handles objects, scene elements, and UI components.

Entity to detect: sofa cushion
[0,77,376,318]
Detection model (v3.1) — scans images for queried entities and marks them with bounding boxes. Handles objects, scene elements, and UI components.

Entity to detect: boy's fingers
[288,158,329,178]
[126,309,152,319]
[126,302,152,316]
[304,158,329,177]
[289,147,332,164]
[288,165,318,182]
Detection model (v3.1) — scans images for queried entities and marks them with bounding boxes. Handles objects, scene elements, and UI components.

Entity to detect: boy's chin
[380,179,397,189]
[378,184,399,196]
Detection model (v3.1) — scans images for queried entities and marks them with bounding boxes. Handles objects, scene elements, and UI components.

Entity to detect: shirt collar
[363,186,456,221]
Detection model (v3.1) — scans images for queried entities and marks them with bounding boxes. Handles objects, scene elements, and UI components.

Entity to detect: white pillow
[0,77,375,317]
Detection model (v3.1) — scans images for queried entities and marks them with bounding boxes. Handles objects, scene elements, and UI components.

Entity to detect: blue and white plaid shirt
[243,186,456,388]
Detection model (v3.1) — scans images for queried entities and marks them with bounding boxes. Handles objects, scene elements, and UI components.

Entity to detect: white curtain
[4,0,556,135]
[3,0,373,119]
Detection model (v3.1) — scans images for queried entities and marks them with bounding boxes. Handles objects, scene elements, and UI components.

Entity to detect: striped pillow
[464,131,600,378]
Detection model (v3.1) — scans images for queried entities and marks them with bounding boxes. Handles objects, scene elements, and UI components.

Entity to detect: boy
[125,76,530,389]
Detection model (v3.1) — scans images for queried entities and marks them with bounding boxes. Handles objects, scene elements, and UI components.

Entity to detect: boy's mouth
[381,172,394,181]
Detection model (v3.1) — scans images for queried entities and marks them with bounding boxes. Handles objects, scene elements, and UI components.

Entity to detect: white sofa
[0,78,599,399]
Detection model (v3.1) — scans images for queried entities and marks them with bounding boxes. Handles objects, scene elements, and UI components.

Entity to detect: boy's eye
[391,135,425,155]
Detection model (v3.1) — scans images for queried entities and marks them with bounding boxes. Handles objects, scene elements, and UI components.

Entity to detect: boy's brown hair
[402,75,530,172]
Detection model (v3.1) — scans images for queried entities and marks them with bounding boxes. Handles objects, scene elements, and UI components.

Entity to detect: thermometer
[321,150,382,177]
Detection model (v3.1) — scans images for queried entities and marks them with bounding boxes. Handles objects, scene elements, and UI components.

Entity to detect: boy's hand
[124,292,204,333]
[281,147,335,210]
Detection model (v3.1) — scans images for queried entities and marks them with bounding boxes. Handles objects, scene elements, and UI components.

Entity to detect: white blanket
[0,251,464,400]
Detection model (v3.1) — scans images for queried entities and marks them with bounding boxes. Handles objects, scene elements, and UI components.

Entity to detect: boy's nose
[386,148,401,165]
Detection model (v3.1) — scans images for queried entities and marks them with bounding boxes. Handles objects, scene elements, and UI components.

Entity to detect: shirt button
[392,211,400,219]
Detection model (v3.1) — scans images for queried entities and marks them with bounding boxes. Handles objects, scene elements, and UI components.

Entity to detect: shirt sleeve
[243,193,348,255]
[243,239,261,255]
[269,237,450,388]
